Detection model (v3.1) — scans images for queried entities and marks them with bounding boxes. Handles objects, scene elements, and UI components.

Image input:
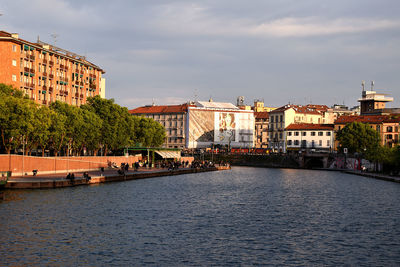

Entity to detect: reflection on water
[1,167,400,266]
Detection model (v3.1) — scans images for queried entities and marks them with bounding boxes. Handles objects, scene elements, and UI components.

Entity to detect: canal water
[1,167,400,266]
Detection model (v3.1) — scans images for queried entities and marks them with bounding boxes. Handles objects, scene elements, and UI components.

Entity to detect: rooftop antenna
[371,80,375,91]
[194,89,198,102]
[51,33,59,46]
[362,80,366,97]
[152,98,155,106]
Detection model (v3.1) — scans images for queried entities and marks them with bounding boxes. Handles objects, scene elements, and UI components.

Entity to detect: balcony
[43,59,47,64]
[30,68,35,74]
[43,85,47,90]
[80,70,84,74]
[29,55,35,60]
[49,61,54,66]
[60,64,64,69]
[80,94,84,99]
[49,74,54,79]
[49,87,53,92]
[42,100,47,105]
[75,92,79,97]
[24,82,34,88]
[24,67,30,72]
[42,72,47,77]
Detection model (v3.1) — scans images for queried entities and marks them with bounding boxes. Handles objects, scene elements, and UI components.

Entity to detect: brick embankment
[5,166,231,189]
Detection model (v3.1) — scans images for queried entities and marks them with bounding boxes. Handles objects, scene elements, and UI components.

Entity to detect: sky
[1,0,400,109]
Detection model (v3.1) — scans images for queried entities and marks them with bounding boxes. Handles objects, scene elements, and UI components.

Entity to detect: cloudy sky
[1,0,400,109]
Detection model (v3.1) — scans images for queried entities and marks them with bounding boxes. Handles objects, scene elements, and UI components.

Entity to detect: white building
[286,123,334,152]
[186,100,255,149]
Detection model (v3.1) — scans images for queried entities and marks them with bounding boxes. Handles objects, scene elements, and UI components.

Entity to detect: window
[279,133,282,139]
[326,132,331,136]
[311,132,316,136]
[12,59,17,66]
[318,132,323,136]
[387,126,393,132]
[301,140,307,147]
[294,140,299,145]
[302,132,306,136]
[12,75,16,81]
[271,116,274,123]
[319,140,322,146]
[288,132,292,136]
[295,131,299,136]
[288,140,292,145]
[327,140,330,146]
[280,115,283,122]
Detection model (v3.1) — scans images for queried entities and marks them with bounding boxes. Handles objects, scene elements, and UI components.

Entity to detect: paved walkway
[8,167,183,182]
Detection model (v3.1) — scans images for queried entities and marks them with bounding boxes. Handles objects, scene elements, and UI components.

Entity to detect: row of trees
[336,121,400,172]
[0,84,166,156]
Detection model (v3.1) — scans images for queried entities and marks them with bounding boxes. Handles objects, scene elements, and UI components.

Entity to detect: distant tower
[237,96,244,106]
[358,81,393,114]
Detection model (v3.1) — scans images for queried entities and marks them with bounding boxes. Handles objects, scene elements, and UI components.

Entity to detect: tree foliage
[336,121,381,158]
[0,84,166,156]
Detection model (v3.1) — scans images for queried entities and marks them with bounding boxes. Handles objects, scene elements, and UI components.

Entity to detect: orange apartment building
[0,31,105,106]
[334,115,400,149]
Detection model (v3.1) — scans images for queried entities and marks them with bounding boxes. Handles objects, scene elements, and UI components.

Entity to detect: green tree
[336,121,381,158]
[0,95,36,154]
[83,96,131,155]
[133,117,166,147]
[27,105,52,156]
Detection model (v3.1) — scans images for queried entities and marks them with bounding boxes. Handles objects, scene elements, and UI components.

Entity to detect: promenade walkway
[4,165,230,189]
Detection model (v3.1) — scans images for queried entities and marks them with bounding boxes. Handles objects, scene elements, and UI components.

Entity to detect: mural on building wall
[215,112,237,143]
[188,110,215,142]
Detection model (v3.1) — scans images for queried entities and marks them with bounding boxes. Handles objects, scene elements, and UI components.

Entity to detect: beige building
[254,112,269,148]
[129,104,190,149]
[269,104,329,152]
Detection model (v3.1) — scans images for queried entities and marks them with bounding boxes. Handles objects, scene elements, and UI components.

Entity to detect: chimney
[11,33,19,39]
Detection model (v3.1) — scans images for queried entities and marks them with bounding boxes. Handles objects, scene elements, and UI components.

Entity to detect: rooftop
[335,115,400,124]
[129,104,190,114]
[195,101,239,110]
[0,30,104,73]
[286,123,334,130]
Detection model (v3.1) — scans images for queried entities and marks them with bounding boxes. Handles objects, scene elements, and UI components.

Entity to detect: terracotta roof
[129,104,190,114]
[335,115,400,124]
[254,112,269,119]
[286,123,334,130]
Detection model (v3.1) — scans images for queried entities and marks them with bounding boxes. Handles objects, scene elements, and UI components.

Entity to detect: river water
[1,167,400,266]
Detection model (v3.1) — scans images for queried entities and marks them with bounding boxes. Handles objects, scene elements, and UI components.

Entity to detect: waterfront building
[0,31,105,106]
[187,100,255,149]
[254,112,269,148]
[286,123,334,152]
[268,104,328,153]
[334,115,400,148]
[129,104,190,149]
[129,100,255,149]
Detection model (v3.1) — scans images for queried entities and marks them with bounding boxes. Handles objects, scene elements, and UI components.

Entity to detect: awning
[154,150,181,159]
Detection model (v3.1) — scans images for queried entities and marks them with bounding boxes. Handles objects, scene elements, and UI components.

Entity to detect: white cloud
[249,17,400,37]
[151,4,400,38]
